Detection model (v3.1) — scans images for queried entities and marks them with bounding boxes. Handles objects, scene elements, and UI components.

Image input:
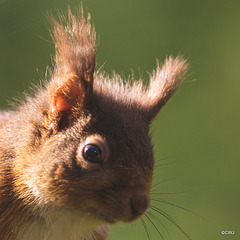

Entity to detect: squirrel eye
[83,144,102,163]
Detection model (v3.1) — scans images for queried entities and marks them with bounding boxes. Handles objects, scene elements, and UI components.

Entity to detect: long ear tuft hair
[48,8,96,116]
[143,56,188,122]
[51,8,96,79]
[47,8,97,129]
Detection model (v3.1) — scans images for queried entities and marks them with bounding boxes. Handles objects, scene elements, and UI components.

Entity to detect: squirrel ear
[50,75,88,113]
[143,56,188,122]
[47,9,96,128]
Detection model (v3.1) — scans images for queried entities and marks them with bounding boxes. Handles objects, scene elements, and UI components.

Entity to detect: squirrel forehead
[93,73,146,107]
[91,75,148,121]
[91,89,148,132]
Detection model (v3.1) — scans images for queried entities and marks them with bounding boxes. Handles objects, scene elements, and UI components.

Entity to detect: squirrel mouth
[87,207,116,224]
[102,215,116,224]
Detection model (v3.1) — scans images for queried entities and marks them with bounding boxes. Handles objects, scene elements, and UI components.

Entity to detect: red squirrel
[0,9,188,240]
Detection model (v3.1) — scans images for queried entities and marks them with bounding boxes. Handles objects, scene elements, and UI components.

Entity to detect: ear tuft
[144,56,188,122]
[51,8,96,79]
[47,9,96,129]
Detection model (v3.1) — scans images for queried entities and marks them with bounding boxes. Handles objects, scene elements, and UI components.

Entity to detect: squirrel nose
[130,192,149,220]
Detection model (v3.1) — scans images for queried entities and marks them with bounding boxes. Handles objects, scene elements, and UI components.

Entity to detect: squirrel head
[13,9,188,225]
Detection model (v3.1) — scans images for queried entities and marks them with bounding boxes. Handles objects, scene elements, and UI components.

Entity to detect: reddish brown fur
[0,9,188,240]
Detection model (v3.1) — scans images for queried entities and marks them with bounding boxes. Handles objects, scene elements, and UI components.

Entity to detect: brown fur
[0,9,188,240]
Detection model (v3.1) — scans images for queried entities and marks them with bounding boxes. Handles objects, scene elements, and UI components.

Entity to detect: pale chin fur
[18,207,108,240]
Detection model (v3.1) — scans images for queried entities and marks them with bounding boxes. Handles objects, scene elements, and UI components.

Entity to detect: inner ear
[52,77,83,113]
[47,74,91,132]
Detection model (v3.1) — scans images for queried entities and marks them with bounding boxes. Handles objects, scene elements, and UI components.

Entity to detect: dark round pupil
[83,144,102,163]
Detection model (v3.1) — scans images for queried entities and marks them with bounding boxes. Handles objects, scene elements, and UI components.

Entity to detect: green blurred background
[0,0,239,239]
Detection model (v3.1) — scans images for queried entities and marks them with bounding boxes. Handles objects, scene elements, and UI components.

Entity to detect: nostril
[130,193,149,219]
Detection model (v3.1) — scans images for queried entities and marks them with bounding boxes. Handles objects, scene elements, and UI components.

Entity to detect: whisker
[151,179,170,191]
[154,161,176,168]
[151,189,195,195]
[150,205,192,240]
[151,198,204,219]
[147,211,171,240]
[145,212,165,240]
[149,206,176,226]
[140,218,150,240]
[151,185,208,195]
[154,157,177,163]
